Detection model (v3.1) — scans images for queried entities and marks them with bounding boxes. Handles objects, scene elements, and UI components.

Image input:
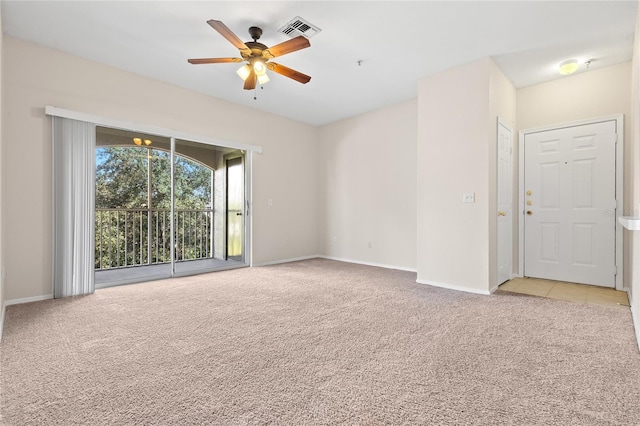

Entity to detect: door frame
[225,154,244,262]
[518,114,623,290]
[223,151,252,266]
[497,117,513,286]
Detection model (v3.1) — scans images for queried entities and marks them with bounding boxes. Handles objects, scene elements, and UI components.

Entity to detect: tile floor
[499,277,630,308]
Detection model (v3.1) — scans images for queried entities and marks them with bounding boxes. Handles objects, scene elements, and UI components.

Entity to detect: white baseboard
[416,279,491,295]
[251,255,321,267]
[627,290,640,352]
[0,303,5,342]
[0,294,53,343]
[632,305,640,353]
[318,256,417,273]
[5,294,54,306]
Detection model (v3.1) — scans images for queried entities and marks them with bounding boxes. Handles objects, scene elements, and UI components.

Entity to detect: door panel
[540,162,560,208]
[540,223,559,262]
[524,121,616,287]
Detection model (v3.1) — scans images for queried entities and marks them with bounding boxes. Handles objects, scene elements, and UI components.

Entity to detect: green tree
[95,147,212,209]
[96,147,148,208]
[95,146,214,269]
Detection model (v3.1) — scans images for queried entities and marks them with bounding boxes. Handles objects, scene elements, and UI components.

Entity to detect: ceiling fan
[188,20,311,90]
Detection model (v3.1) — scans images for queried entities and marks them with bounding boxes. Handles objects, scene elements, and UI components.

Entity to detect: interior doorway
[519,117,622,289]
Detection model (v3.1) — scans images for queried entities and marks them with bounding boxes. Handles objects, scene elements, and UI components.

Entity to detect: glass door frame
[223,151,247,263]
[50,106,259,288]
[169,141,252,275]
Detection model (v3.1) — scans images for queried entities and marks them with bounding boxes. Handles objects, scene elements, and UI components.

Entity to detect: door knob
[236,212,243,216]
[498,211,506,216]
[526,210,533,215]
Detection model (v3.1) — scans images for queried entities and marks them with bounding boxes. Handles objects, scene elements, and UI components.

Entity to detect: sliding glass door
[95,127,247,287]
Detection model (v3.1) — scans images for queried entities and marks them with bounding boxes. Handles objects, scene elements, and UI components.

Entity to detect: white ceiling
[2,1,637,126]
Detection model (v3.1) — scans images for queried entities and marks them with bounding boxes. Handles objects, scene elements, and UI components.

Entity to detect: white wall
[318,100,417,271]
[517,62,631,132]
[517,62,632,288]
[0,4,5,334]
[417,58,484,293]
[629,5,640,347]
[2,36,319,301]
[416,57,516,294]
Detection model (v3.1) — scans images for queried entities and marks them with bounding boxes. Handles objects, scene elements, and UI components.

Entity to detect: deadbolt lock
[526,210,533,215]
[526,190,532,196]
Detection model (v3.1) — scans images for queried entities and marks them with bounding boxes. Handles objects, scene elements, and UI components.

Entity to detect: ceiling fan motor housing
[248,26,263,41]
[242,41,270,61]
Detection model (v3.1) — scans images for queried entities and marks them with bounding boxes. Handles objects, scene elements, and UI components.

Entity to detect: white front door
[497,120,513,285]
[523,121,617,287]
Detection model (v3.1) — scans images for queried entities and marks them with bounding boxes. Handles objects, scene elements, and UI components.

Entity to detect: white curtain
[53,117,96,298]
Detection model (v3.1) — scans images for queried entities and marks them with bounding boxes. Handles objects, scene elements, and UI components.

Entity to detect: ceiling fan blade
[187,57,243,64]
[243,69,257,90]
[262,35,310,59]
[267,62,311,84]
[207,19,249,50]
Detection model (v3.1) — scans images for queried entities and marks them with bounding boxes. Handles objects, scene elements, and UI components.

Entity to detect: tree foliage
[96,147,212,209]
[95,147,215,269]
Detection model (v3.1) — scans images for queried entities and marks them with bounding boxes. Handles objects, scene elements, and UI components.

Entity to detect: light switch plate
[463,193,475,203]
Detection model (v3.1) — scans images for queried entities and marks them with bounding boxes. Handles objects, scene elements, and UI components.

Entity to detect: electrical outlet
[331,236,337,244]
[367,242,372,249]
[462,193,475,203]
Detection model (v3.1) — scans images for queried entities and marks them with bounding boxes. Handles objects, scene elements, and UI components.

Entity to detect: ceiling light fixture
[133,137,152,146]
[558,59,579,75]
[237,60,270,86]
[236,64,251,80]
[258,74,270,85]
[253,59,267,76]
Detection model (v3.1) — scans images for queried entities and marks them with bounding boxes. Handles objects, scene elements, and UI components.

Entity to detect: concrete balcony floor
[95,257,246,288]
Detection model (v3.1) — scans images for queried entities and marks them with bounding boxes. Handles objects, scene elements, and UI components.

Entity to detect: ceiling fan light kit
[133,137,152,146]
[188,19,312,91]
[252,59,267,77]
[257,74,270,85]
[236,64,251,80]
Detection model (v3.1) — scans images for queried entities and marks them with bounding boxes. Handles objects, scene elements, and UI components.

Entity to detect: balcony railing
[95,208,214,270]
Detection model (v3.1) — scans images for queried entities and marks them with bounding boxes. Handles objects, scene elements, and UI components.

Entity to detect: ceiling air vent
[278,16,321,39]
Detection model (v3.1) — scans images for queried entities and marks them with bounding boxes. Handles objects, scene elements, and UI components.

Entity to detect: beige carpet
[1,258,639,425]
